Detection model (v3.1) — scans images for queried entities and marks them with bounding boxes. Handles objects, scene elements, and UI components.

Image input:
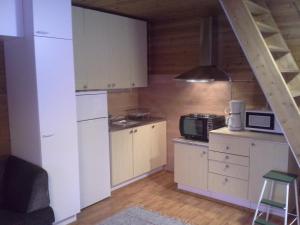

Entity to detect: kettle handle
[226,115,231,126]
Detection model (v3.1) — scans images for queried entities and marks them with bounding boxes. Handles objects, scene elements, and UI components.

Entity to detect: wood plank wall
[0,42,11,156]
[139,0,300,171]
[107,90,139,117]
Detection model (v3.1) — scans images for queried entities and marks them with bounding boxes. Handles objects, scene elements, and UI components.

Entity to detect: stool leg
[253,180,268,225]
[266,180,274,221]
[284,184,290,225]
[294,180,300,225]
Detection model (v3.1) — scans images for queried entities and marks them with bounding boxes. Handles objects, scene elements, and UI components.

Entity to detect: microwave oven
[245,110,282,134]
[179,114,225,142]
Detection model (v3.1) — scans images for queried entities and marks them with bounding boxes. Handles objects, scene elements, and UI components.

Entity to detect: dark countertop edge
[109,118,166,132]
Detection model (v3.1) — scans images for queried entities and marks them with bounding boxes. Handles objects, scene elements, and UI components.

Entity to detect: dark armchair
[0,156,55,225]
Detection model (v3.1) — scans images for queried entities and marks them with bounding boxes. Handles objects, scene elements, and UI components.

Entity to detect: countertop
[173,137,209,147]
[210,127,287,143]
[109,117,166,132]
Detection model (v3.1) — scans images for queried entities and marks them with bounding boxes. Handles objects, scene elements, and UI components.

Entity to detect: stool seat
[263,170,297,183]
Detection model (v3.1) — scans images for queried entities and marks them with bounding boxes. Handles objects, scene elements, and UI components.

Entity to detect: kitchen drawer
[209,160,249,180]
[209,134,250,156]
[209,151,249,167]
[208,173,248,200]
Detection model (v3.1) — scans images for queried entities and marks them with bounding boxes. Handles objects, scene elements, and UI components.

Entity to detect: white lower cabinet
[174,143,208,190]
[111,128,134,186]
[208,173,248,200]
[111,121,167,186]
[174,127,298,212]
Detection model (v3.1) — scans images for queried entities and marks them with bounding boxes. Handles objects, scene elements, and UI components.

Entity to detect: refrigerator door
[76,91,108,121]
[78,117,111,208]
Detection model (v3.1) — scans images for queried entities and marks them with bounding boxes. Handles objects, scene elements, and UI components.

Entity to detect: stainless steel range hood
[175,17,230,83]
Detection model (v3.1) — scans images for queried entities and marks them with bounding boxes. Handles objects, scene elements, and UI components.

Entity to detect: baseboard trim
[178,184,285,218]
[111,166,165,191]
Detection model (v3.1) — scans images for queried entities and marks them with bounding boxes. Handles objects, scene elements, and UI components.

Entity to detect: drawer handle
[202,151,206,155]
[130,130,133,134]
[134,129,137,133]
[251,143,255,147]
[224,164,230,169]
[224,178,229,183]
[226,146,230,150]
[152,125,155,129]
[225,155,229,160]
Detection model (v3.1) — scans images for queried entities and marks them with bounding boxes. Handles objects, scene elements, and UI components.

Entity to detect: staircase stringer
[219,0,300,167]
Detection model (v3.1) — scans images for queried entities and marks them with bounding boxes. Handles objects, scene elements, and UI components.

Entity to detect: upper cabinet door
[127,19,148,88]
[84,10,112,90]
[0,0,23,37]
[32,0,72,39]
[72,7,88,90]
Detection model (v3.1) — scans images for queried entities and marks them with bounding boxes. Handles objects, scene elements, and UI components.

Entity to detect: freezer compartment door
[76,92,108,121]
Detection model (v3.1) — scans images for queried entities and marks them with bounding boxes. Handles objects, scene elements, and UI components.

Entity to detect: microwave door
[246,112,275,130]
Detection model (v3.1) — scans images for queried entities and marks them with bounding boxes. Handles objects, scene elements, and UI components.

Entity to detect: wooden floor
[71,171,282,225]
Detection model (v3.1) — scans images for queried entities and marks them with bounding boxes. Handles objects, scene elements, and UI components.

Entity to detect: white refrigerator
[76,91,111,209]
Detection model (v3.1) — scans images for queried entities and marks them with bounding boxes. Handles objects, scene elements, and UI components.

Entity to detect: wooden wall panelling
[72,0,220,22]
[107,89,139,117]
[0,41,11,156]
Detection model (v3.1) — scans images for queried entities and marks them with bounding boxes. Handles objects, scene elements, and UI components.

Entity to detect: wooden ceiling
[72,0,221,22]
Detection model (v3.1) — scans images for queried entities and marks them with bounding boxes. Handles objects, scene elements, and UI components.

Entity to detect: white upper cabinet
[32,0,72,39]
[72,7,148,90]
[0,0,23,37]
[127,19,148,88]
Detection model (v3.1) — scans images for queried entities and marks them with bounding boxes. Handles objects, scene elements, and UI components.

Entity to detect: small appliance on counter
[179,114,225,142]
[245,110,283,134]
[227,100,245,131]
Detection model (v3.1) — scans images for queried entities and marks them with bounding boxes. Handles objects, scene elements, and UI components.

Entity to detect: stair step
[268,45,290,55]
[256,21,278,35]
[255,218,278,225]
[281,69,300,75]
[261,199,286,209]
[290,89,300,98]
[263,170,297,183]
[245,0,270,15]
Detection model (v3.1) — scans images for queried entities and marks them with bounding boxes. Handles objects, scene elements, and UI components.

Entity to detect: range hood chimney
[174,17,230,83]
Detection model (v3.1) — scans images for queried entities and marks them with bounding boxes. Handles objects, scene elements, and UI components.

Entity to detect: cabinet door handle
[83,85,88,89]
[107,84,111,88]
[226,146,230,150]
[202,151,206,155]
[225,155,229,160]
[251,143,255,147]
[132,83,135,87]
[129,130,133,134]
[224,178,229,182]
[152,125,155,129]
[36,30,49,35]
[224,164,229,169]
[112,83,116,87]
[134,129,137,133]
[42,134,54,138]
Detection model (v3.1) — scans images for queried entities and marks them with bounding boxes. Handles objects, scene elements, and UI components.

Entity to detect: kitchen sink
[112,119,141,127]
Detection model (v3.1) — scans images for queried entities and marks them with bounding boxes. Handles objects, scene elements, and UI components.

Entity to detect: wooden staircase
[219,0,300,167]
